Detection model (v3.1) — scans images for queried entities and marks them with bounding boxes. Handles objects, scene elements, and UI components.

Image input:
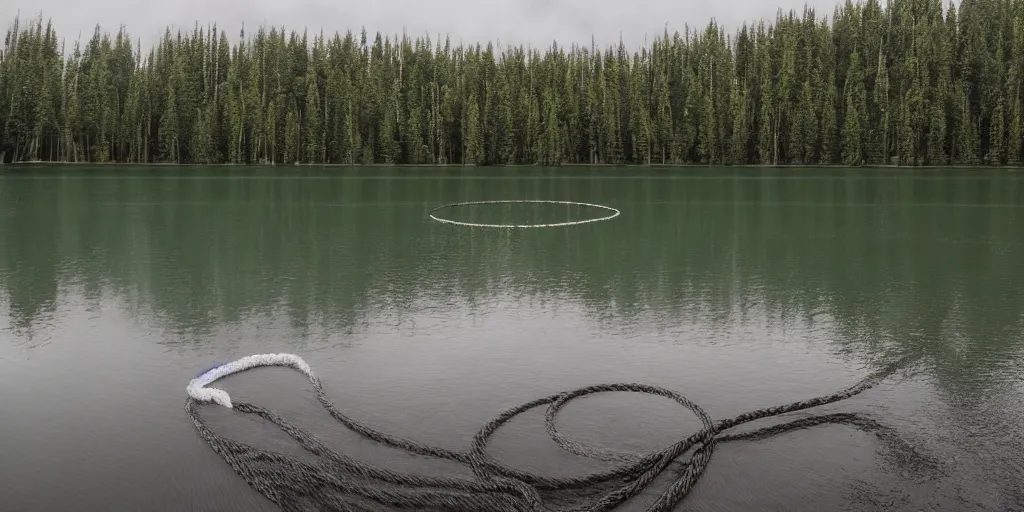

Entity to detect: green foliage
[1,2,1023,166]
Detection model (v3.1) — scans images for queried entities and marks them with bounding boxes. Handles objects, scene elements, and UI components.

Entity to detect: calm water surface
[1,166,1023,511]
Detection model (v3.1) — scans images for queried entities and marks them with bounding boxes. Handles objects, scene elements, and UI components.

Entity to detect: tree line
[1,0,1023,166]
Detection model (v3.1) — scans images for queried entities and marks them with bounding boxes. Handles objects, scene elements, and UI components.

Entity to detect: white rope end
[186,353,314,409]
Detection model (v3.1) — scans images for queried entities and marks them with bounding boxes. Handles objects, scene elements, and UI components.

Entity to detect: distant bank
[2,1,1023,167]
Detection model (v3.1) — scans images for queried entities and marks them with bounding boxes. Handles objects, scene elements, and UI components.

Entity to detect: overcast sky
[3,0,904,52]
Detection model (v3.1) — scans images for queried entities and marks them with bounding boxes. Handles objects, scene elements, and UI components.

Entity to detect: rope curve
[428,200,621,228]
[185,353,927,512]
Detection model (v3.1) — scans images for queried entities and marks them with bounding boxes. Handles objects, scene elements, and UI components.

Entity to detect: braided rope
[428,200,621,228]
[185,353,925,511]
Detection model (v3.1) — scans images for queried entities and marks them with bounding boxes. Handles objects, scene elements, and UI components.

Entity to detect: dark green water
[1,166,1023,511]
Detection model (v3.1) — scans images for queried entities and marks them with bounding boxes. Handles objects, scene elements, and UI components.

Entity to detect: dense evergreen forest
[1,0,1023,166]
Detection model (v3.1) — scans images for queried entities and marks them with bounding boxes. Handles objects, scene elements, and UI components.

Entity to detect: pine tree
[463,93,482,164]
[160,83,180,162]
[841,50,866,166]
[304,72,323,163]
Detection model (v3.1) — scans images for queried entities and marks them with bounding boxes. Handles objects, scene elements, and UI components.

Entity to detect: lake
[1,166,1022,511]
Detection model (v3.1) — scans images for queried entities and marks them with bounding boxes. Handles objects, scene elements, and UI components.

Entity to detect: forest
[0,0,1022,166]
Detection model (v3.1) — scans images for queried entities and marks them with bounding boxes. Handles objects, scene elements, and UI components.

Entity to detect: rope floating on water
[185,353,924,511]
[428,200,621,228]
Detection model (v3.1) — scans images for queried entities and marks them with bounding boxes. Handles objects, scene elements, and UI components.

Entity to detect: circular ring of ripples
[428,200,621,228]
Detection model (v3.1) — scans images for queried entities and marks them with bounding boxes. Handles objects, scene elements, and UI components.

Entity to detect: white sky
[1,0,929,52]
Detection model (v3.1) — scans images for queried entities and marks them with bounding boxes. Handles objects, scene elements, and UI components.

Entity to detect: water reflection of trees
[1,167,1022,393]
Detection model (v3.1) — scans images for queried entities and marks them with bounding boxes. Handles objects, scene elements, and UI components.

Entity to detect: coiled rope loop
[185,353,919,511]
[428,200,621,228]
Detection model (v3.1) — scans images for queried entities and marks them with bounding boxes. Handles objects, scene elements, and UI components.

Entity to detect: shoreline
[4,161,1024,171]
